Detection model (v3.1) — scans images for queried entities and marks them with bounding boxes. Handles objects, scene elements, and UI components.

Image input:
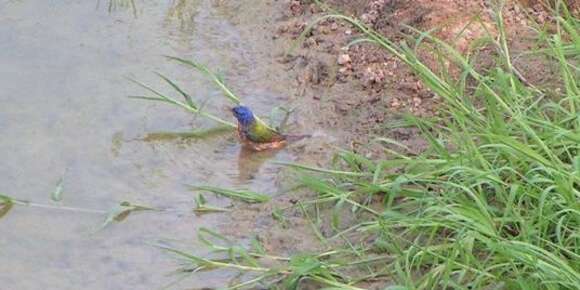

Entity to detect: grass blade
[0,195,14,220]
[164,56,241,105]
[274,161,371,177]
[188,185,270,203]
[154,71,196,108]
[99,201,157,230]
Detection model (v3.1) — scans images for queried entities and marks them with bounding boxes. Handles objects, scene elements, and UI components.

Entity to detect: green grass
[163,2,579,289]
[0,194,14,219]
[287,2,579,289]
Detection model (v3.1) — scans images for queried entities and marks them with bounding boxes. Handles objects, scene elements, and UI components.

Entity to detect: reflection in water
[163,0,200,55]
[110,131,124,157]
[96,0,137,16]
[165,0,199,33]
[237,146,281,183]
[133,129,282,185]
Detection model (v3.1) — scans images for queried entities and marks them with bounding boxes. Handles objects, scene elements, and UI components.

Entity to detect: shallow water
[0,0,295,289]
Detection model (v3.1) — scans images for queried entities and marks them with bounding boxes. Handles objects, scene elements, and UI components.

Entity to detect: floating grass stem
[193,194,229,214]
[99,201,158,230]
[164,56,242,105]
[188,185,271,203]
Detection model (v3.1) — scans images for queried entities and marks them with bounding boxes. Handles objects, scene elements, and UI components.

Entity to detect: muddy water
[0,0,296,289]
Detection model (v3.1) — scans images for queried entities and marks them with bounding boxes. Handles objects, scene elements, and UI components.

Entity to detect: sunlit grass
[99,201,158,230]
[285,2,579,289]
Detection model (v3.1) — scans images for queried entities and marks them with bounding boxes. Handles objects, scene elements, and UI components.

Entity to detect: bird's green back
[246,117,283,143]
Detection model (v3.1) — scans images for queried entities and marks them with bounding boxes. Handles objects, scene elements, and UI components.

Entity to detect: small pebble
[337,54,351,65]
[413,97,422,106]
[391,99,401,108]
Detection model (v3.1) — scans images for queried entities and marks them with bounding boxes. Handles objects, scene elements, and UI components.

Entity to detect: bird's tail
[284,134,311,142]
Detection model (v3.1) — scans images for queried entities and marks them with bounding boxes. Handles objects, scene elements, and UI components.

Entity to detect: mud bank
[274,0,578,152]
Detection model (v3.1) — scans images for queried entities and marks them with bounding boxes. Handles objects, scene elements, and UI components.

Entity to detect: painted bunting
[231,106,287,151]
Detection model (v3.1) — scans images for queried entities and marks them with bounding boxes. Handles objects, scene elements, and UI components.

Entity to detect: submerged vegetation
[161,2,580,289]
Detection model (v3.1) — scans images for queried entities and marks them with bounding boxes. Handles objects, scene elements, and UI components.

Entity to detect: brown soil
[273,0,575,153]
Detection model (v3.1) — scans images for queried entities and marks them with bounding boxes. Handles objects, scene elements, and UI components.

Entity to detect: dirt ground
[274,0,577,152]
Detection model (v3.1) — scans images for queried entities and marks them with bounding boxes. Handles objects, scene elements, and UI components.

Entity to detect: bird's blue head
[232,105,255,126]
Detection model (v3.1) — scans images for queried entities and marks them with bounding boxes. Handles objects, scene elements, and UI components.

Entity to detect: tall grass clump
[161,2,578,289]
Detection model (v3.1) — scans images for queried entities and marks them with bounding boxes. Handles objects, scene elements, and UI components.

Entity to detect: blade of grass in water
[164,56,242,105]
[154,71,196,108]
[99,201,158,230]
[188,185,270,203]
[193,194,229,214]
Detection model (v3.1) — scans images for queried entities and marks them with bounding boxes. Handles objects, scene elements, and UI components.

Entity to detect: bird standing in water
[231,106,287,151]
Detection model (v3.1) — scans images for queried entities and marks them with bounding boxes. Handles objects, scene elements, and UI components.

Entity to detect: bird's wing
[247,117,285,143]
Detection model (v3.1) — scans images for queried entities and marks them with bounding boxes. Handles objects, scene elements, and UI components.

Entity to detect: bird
[231,105,287,151]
